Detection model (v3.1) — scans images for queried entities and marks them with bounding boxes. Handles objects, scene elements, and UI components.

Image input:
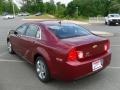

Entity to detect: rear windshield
[48,24,91,39]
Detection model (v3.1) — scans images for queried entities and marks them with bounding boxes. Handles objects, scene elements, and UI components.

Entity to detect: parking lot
[0,17,120,90]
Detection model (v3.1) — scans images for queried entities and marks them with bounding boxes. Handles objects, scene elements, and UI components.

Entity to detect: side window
[25,24,38,37]
[16,24,28,35]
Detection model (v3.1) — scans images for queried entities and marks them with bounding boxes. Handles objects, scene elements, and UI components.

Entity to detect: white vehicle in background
[3,15,14,19]
[22,13,30,16]
[18,13,23,16]
[18,12,30,16]
[105,14,120,25]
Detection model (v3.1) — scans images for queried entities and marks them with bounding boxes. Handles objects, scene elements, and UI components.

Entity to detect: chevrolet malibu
[7,21,111,82]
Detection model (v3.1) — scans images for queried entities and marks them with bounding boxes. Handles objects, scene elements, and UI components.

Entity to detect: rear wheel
[108,21,111,26]
[35,56,51,82]
[7,41,14,54]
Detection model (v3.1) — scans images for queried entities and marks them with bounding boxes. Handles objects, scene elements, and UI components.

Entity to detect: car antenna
[58,20,62,25]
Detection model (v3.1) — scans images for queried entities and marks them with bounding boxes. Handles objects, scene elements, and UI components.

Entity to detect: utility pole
[108,0,111,14]
[76,7,79,16]
[50,0,54,4]
[12,0,15,17]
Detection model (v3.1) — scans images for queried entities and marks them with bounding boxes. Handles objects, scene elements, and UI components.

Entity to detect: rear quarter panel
[31,25,71,77]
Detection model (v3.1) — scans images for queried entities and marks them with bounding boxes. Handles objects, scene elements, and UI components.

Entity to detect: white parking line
[0,59,24,63]
[0,52,8,57]
[0,59,120,70]
[111,45,120,47]
[108,66,120,69]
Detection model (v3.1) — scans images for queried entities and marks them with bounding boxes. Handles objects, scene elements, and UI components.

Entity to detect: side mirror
[9,30,15,34]
[14,31,18,35]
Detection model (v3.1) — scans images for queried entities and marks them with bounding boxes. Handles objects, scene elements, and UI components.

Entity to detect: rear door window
[25,24,39,37]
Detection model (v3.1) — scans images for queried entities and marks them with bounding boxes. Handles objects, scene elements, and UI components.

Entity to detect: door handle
[33,41,37,44]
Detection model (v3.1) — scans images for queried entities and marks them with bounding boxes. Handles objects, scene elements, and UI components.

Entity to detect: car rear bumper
[53,52,111,81]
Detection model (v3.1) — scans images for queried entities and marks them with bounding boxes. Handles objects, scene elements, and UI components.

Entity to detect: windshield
[48,24,91,39]
[109,14,120,17]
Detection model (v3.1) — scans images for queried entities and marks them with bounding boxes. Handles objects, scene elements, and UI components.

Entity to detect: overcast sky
[44,0,73,5]
[13,0,73,7]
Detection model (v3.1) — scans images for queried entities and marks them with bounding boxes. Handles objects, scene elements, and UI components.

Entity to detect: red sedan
[7,21,111,82]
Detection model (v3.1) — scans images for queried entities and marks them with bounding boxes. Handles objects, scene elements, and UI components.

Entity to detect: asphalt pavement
[0,17,120,90]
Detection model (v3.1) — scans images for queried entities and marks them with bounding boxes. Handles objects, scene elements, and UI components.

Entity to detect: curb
[91,31,114,37]
[63,20,89,25]
[22,19,56,21]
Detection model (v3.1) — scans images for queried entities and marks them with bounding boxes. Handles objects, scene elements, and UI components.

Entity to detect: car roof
[24,20,82,29]
[33,20,76,26]
[40,20,62,24]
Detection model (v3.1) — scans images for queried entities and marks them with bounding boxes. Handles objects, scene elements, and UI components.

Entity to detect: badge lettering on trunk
[86,52,90,57]
[92,45,98,49]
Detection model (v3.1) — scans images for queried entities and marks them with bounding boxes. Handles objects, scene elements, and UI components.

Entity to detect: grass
[63,16,89,22]
[25,14,89,22]
[74,16,89,22]
[26,14,56,19]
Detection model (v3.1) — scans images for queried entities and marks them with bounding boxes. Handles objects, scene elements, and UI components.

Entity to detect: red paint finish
[7,21,111,81]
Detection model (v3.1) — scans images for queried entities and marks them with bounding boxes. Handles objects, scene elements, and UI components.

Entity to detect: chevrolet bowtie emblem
[92,45,98,48]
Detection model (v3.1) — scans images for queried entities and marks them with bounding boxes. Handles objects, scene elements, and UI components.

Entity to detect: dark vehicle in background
[7,21,111,82]
[2,12,9,16]
[35,12,42,16]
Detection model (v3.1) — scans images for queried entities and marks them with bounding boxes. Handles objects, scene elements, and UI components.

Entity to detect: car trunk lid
[62,35,109,61]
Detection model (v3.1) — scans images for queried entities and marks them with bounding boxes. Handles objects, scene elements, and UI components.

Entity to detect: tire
[35,56,51,82]
[7,41,14,54]
[105,21,107,25]
[108,21,111,26]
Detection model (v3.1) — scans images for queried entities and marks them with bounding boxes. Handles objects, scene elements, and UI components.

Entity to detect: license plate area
[92,60,103,71]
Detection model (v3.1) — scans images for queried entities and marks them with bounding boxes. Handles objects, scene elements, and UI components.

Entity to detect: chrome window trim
[36,29,41,40]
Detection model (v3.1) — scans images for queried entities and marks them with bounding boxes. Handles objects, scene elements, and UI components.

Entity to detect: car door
[19,24,40,62]
[10,24,28,55]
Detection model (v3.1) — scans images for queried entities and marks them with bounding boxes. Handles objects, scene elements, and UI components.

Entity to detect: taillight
[104,40,110,52]
[78,51,84,59]
[67,48,84,61]
[104,44,108,51]
[67,49,77,61]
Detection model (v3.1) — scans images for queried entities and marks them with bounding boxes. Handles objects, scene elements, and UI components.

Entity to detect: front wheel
[108,21,112,26]
[7,41,14,54]
[35,56,51,82]
[105,21,107,25]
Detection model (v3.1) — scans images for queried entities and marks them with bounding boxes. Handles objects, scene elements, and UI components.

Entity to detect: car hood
[109,17,120,19]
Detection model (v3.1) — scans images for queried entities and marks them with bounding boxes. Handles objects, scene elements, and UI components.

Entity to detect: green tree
[36,1,45,13]
[0,0,3,14]
[66,0,120,17]
[66,1,77,17]
[56,2,66,18]
[44,2,56,15]
[109,0,120,13]
[20,0,120,18]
